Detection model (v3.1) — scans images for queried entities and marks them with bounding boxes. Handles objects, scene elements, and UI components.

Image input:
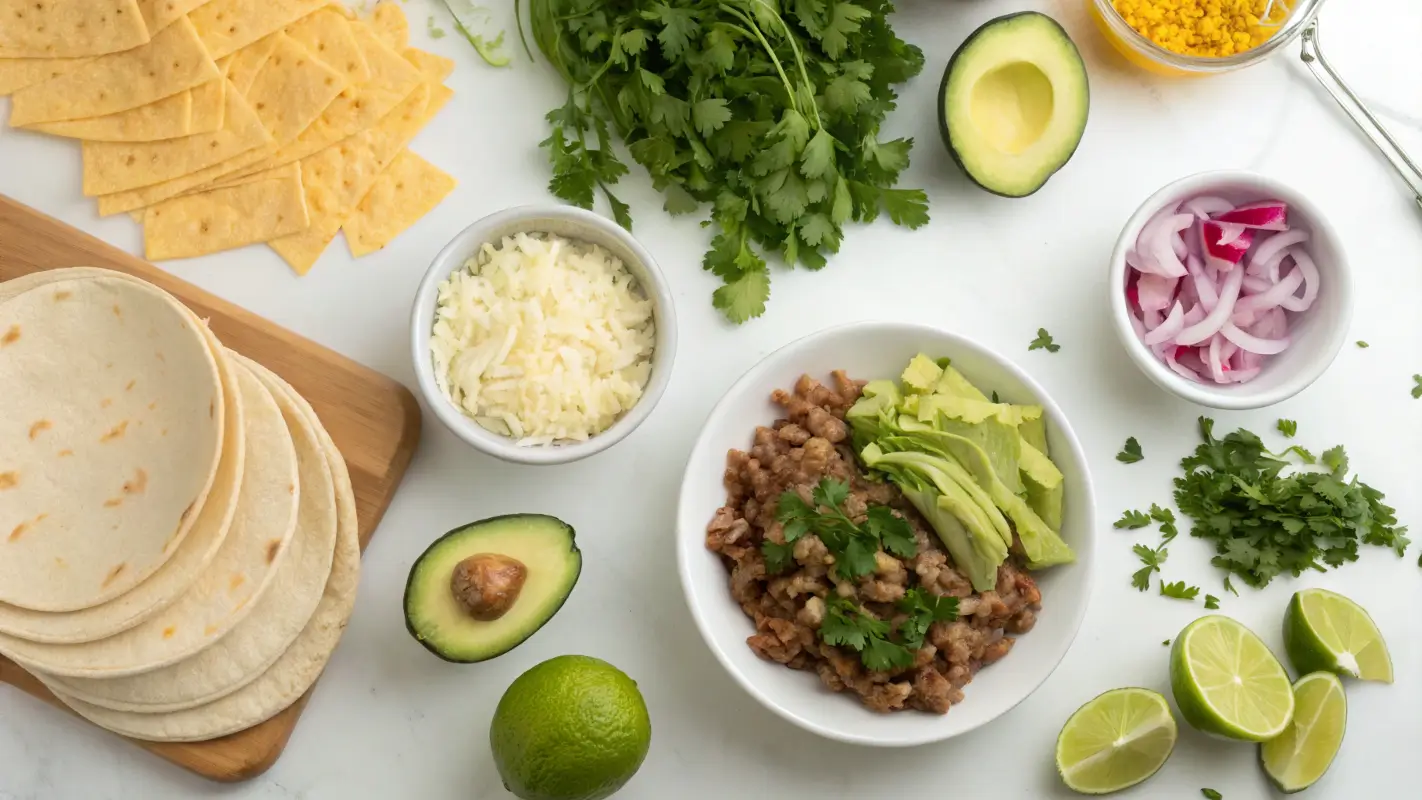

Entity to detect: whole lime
[490,655,651,800]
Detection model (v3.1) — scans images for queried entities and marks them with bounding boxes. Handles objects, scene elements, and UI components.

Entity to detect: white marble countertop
[3,0,1420,797]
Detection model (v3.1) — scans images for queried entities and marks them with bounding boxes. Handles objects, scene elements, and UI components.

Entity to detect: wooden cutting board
[0,195,421,782]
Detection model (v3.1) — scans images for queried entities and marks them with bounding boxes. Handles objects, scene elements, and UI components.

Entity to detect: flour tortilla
[49,357,359,741]
[0,276,223,611]
[47,350,338,712]
[0,359,299,677]
[0,269,244,644]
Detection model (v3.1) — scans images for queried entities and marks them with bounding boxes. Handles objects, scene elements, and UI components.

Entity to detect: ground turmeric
[1111,0,1292,58]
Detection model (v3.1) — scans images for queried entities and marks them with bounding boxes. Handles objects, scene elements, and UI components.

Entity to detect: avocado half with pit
[939,12,1089,198]
[404,515,581,663]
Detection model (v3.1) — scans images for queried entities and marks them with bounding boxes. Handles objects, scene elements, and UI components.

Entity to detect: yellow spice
[1112,0,1292,58]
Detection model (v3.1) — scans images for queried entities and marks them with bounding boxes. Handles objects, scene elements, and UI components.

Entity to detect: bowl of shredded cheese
[411,205,677,465]
[1089,0,1325,76]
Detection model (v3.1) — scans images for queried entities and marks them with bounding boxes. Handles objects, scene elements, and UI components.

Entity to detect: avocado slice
[939,12,1089,198]
[404,515,581,663]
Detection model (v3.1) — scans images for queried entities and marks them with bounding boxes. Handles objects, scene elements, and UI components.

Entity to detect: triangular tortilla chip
[286,6,369,84]
[143,163,309,260]
[189,0,328,60]
[0,0,148,58]
[343,151,454,257]
[136,0,213,32]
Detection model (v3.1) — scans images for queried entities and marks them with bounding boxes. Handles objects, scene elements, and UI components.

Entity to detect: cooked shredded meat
[706,372,1043,715]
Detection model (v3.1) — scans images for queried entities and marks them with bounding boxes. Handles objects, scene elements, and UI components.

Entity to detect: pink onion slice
[1186,253,1218,312]
[1228,367,1262,383]
[1182,196,1234,219]
[1144,214,1194,278]
[1144,301,1186,345]
[1182,303,1206,327]
[1201,221,1254,271]
[1281,248,1319,311]
[1234,266,1305,318]
[1208,335,1226,383]
[1221,321,1290,355]
[1247,229,1309,275]
[1177,264,1244,345]
[1165,346,1202,382]
[1215,223,1248,246]
[1136,274,1178,312]
[1242,275,1272,294]
[1213,201,1289,231]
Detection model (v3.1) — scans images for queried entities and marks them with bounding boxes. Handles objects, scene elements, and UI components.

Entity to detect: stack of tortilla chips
[1,0,457,273]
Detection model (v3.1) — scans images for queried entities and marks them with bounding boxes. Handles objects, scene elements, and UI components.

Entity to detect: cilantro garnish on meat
[768,478,915,580]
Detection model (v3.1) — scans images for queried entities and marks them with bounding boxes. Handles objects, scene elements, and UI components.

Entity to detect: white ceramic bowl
[410,205,677,465]
[1109,171,1353,410]
[676,322,1096,747]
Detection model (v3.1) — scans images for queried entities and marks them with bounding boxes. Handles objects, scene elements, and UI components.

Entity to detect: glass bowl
[1088,0,1327,76]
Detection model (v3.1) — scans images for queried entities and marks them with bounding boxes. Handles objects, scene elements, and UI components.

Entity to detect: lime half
[1284,588,1393,683]
[1056,688,1178,795]
[1260,672,1347,793]
[1170,615,1295,741]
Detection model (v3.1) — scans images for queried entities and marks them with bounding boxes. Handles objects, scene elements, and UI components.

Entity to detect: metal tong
[1300,21,1422,212]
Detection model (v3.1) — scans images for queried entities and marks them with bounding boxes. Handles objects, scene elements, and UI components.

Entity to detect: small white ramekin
[410,205,677,465]
[1109,171,1353,410]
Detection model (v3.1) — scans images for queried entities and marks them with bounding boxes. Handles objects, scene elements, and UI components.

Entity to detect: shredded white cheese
[429,232,656,446]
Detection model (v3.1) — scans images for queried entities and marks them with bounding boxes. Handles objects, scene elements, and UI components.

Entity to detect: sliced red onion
[1213,201,1289,231]
[1165,346,1202,382]
[1171,230,1188,260]
[1136,274,1178,312]
[1126,248,1168,277]
[1142,214,1193,278]
[1186,253,1218,312]
[1215,223,1248,246]
[1182,196,1234,219]
[1247,229,1308,275]
[1182,303,1205,327]
[1234,266,1304,318]
[1228,367,1262,383]
[1208,335,1226,383]
[1220,341,1239,365]
[1221,321,1290,355]
[1129,310,1146,338]
[1201,221,1254,271]
[1242,275,1272,294]
[1144,301,1186,345]
[1176,264,1244,345]
[1281,248,1319,311]
[1143,307,1163,329]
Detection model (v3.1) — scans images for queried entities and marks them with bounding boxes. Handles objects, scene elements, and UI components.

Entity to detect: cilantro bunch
[526,0,928,322]
[1173,417,1410,588]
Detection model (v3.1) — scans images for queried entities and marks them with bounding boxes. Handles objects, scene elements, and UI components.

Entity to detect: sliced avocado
[1018,415,1049,457]
[404,515,581,663]
[900,353,944,394]
[939,12,1089,198]
[1020,441,1064,530]
[933,365,988,402]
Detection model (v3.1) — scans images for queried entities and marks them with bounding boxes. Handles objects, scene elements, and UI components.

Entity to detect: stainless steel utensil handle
[1301,22,1422,211]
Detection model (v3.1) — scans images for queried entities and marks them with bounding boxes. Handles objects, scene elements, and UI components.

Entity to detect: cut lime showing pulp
[1170,615,1295,741]
[1055,688,1177,795]
[1260,672,1347,793]
[1283,588,1392,683]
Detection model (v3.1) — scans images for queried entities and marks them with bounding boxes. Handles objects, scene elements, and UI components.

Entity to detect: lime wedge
[1055,688,1177,795]
[1283,588,1393,683]
[1170,615,1295,741]
[1260,672,1347,793]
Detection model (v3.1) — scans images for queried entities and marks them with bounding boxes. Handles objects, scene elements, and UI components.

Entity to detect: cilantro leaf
[1202,790,1223,800]
[819,3,872,60]
[1116,437,1143,464]
[1356,340,1369,348]
[990,390,1000,403]
[897,589,958,649]
[645,3,700,61]
[1131,566,1155,592]
[1277,419,1298,438]
[862,634,915,671]
[1224,576,1238,596]
[1163,639,1171,646]
[1131,543,1167,591]
[881,188,930,229]
[819,596,872,650]
[1160,581,1201,601]
[1115,510,1152,529]
[812,479,850,511]
[1029,328,1060,353]
[1204,594,1220,610]
[712,267,769,323]
[867,506,916,559]
[1150,503,1178,542]
[761,540,795,575]
[1414,374,1422,399]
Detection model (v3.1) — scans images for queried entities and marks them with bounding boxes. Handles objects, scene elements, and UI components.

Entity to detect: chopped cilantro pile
[1173,417,1410,588]
[528,0,928,322]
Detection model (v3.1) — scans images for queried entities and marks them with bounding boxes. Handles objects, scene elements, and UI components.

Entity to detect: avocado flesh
[940,12,1089,198]
[404,514,581,663]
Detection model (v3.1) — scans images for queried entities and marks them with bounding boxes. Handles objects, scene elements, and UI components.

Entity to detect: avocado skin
[402,514,582,664]
[938,11,1090,199]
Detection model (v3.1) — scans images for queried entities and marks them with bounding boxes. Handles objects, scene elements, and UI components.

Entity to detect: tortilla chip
[9,18,220,126]
[0,56,91,96]
[223,33,280,95]
[83,84,271,196]
[26,90,192,141]
[286,6,369,84]
[343,151,454,257]
[187,77,227,133]
[216,25,421,184]
[243,34,347,143]
[403,48,454,83]
[0,0,149,58]
[267,82,439,273]
[136,0,213,32]
[143,163,310,260]
[189,0,329,60]
[369,2,409,51]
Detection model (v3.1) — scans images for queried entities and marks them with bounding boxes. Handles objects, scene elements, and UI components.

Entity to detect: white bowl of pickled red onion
[1110,171,1353,410]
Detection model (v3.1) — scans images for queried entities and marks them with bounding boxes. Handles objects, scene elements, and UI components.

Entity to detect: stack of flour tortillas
[0,0,456,273]
[0,267,359,742]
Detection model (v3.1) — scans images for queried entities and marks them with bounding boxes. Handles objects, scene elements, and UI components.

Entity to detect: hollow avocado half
[939,12,1089,198]
[404,514,581,663]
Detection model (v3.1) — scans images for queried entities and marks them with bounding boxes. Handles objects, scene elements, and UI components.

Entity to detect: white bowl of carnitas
[411,205,677,465]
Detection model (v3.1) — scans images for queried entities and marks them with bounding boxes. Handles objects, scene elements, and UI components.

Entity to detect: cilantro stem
[513,0,535,61]
[717,10,801,119]
[746,0,823,130]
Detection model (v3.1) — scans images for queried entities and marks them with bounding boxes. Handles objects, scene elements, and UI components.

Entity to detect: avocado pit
[451,553,527,621]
